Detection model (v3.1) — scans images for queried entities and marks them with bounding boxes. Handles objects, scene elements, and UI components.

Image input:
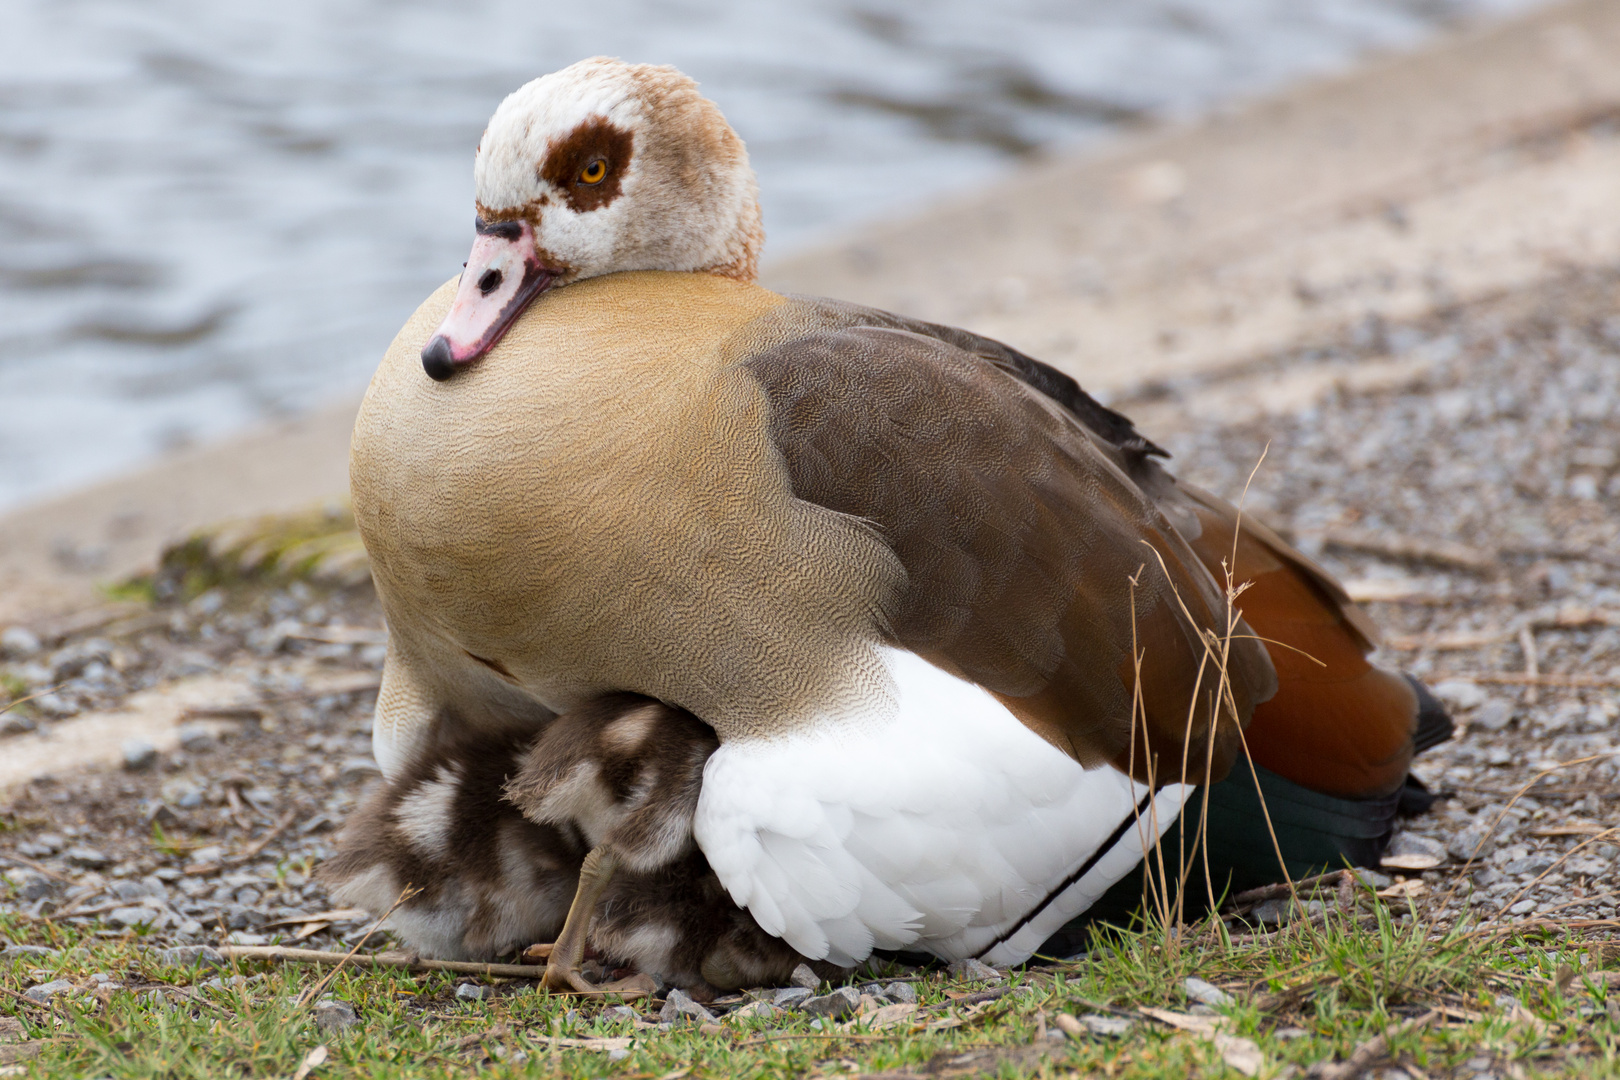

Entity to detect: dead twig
[1320,1009,1439,1079]
[0,852,76,884]
[1518,626,1540,707]
[1444,673,1620,689]
[222,944,652,999]
[1322,529,1495,574]
[294,886,418,1009]
[1230,870,1348,908]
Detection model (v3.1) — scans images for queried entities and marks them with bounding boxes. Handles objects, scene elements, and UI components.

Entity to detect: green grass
[3,902,1618,1078]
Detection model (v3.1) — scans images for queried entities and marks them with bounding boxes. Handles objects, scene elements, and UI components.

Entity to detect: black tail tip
[421,336,456,381]
[1405,674,1456,755]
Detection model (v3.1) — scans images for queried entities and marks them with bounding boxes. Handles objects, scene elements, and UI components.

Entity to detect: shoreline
[1,0,1616,626]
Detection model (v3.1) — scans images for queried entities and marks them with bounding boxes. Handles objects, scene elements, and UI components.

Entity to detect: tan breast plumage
[350,271,902,740]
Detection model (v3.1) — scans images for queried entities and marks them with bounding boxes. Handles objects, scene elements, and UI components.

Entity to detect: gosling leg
[542,846,619,995]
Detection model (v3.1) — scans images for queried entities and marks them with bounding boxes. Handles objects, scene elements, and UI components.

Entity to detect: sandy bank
[1,0,1616,625]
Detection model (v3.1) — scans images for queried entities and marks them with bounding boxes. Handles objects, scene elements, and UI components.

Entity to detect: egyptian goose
[349,57,1449,969]
[322,693,830,993]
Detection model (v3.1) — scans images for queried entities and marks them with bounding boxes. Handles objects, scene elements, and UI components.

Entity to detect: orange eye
[579,159,607,185]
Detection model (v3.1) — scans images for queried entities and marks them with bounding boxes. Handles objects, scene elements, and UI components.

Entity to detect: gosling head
[421,57,763,380]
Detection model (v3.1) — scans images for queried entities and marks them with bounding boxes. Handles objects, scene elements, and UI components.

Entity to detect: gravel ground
[0,265,1616,979]
[1135,264,1620,931]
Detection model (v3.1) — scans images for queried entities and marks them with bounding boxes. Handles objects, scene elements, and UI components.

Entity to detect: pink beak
[421,217,557,380]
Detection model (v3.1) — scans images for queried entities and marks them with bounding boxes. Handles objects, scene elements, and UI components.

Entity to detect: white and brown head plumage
[477,57,762,283]
[421,58,763,377]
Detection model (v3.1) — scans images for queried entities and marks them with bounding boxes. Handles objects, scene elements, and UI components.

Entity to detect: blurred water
[0,0,1542,510]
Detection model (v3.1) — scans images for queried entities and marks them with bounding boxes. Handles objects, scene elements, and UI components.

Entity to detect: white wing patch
[694,647,1189,967]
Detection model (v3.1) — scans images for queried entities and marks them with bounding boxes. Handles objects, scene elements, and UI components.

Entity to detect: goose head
[421,57,764,380]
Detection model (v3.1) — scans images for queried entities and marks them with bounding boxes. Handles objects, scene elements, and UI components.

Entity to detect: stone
[2,945,55,960]
[659,988,716,1024]
[189,845,225,867]
[773,987,811,1008]
[788,963,820,990]
[1251,898,1290,926]
[63,846,111,869]
[313,997,361,1033]
[1448,824,1498,863]
[23,979,74,1004]
[177,724,216,752]
[799,986,860,1021]
[1183,977,1234,1007]
[1508,899,1538,916]
[225,931,267,946]
[1080,1013,1134,1037]
[947,957,1004,983]
[1473,698,1514,732]
[882,981,917,1004]
[1349,868,1392,890]
[1380,833,1446,870]
[121,740,159,771]
[153,945,226,970]
[0,626,42,659]
[14,877,56,903]
[726,1001,777,1021]
[454,982,494,1002]
[1504,854,1556,876]
[106,906,163,930]
[1432,680,1487,711]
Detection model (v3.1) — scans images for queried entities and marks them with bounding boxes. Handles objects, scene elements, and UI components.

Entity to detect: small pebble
[0,626,42,659]
[2,945,55,960]
[1183,976,1234,1007]
[106,905,163,929]
[787,963,819,990]
[1472,698,1514,732]
[23,979,74,1003]
[455,982,494,1002]
[1080,1013,1134,1037]
[946,957,1003,983]
[1448,824,1498,862]
[63,846,111,869]
[121,740,158,772]
[1381,833,1446,870]
[659,988,716,1023]
[799,986,860,1020]
[313,997,361,1032]
[726,1001,777,1021]
[773,987,811,1007]
[1432,680,1487,711]
[882,981,917,1004]
[176,724,216,752]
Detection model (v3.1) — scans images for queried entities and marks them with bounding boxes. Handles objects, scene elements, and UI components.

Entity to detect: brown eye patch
[539,116,632,212]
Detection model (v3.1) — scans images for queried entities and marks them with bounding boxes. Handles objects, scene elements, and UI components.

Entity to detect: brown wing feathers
[1170,484,1421,798]
[849,310,1427,800]
[745,322,1276,785]
[748,299,1437,799]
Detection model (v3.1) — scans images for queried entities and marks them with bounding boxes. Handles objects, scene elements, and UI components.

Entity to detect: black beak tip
[421,336,456,382]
